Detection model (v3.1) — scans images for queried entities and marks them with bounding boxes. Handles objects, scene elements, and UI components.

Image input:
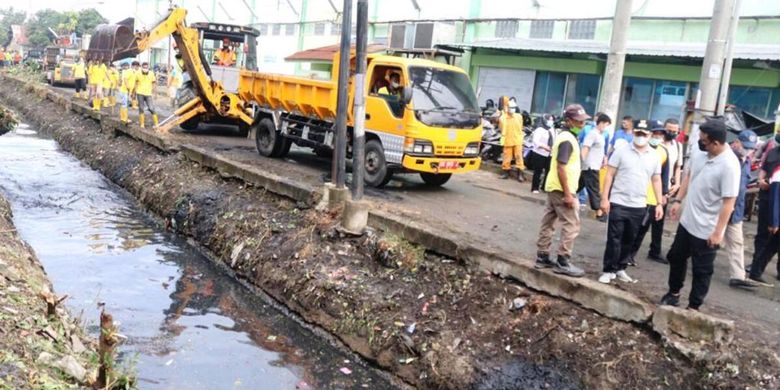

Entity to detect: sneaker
[598,272,616,284]
[748,275,775,287]
[553,256,585,277]
[616,270,637,283]
[534,252,555,269]
[596,214,608,223]
[659,292,680,307]
[626,254,637,267]
[729,278,758,289]
[499,172,509,180]
[647,252,669,264]
[532,190,540,194]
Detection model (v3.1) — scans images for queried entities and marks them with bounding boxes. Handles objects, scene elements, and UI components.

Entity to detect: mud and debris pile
[0,193,98,388]
[0,76,778,389]
[0,105,16,136]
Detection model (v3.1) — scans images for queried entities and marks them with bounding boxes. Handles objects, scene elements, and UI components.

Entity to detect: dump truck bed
[238,70,337,122]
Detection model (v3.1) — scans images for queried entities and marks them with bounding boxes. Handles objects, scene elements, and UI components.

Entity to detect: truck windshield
[409,66,480,129]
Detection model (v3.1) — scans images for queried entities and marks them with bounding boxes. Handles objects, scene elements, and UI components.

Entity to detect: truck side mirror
[402,87,412,105]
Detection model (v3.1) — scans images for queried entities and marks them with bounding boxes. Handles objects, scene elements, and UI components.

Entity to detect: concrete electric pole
[332,0,353,189]
[597,0,633,127]
[688,0,736,151]
[716,0,742,116]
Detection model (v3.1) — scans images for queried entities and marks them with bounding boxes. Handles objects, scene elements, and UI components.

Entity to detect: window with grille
[529,20,554,39]
[568,20,596,40]
[314,22,325,35]
[495,20,518,38]
[332,22,341,35]
[272,24,281,35]
[285,23,296,36]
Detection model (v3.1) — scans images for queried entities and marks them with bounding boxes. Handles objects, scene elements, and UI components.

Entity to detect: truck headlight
[406,139,434,155]
[464,143,480,156]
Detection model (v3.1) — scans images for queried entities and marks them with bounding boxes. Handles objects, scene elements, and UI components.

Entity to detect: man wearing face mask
[661,118,740,310]
[598,120,663,284]
[528,114,556,193]
[748,131,780,286]
[135,62,158,129]
[378,72,402,98]
[497,96,526,181]
[663,119,684,197]
[722,130,761,289]
[626,123,670,267]
[534,104,589,278]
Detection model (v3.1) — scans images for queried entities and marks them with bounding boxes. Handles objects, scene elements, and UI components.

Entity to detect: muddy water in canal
[0,125,396,389]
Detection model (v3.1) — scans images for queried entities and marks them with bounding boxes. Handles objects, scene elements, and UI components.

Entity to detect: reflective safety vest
[73,62,86,79]
[545,130,581,193]
[135,70,155,96]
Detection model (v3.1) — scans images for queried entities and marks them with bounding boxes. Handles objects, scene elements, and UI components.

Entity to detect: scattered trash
[505,345,511,352]
[421,302,429,315]
[399,357,417,365]
[394,321,405,328]
[450,337,462,351]
[417,293,425,300]
[296,381,310,389]
[339,367,352,375]
[267,335,277,342]
[165,359,174,366]
[56,355,87,382]
[578,320,589,332]
[510,297,527,311]
[406,323,416,334]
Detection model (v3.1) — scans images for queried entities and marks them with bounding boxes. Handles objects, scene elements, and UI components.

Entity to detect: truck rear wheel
[255,118,286,157]
[180,117,200,131]
[364,139,392,187]
[420,172,452,186]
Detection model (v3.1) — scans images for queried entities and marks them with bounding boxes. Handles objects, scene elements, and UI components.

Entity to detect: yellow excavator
[89,7,483,187]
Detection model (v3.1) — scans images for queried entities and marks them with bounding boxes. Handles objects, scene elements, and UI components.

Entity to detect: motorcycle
[480,117,502,163]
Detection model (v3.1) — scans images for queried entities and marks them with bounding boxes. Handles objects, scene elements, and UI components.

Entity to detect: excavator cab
[189,22,259,93]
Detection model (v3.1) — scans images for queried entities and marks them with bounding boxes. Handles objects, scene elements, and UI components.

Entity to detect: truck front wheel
[420,172,452,186]
[364,139,392,187]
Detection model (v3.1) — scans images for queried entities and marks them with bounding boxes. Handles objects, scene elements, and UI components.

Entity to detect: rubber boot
[110,96,117,106]
[139,113,145,129]
[92,98,100,111]
[152,114,159,127]
[119,107,128,124]
[132,99,138,109]
[103,97,110,107]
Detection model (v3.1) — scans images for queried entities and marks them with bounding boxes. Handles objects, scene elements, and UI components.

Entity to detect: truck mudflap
[401,155,481,174]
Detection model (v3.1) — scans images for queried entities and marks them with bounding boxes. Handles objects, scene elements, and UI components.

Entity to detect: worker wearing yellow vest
[497,96,526,182]
[72,57,87,99]
[86,60,96,101]
[117,62,135,124]
[101,62,112,108]
[213,38,236,66]
[534,104,590,278]
[135,62,158,128]
[89,61,108,111]
[130,61,140,109]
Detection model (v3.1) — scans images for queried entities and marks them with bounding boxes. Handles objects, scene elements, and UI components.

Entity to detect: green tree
[0,7,27,48]
[75,9,107,36]
[24,8,106,48]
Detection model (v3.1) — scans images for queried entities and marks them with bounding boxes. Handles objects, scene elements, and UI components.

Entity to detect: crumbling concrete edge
[6,74,734,341]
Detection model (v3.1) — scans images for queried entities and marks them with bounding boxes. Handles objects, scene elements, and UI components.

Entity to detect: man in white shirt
[661,118,740,310]
[528,114,556,193]
[578,113,611,221]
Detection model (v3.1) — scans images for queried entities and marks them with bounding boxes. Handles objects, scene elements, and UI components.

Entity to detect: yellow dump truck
[88,7,482,187]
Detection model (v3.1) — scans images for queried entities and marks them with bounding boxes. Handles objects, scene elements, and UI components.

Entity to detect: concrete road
[51,84,780,346]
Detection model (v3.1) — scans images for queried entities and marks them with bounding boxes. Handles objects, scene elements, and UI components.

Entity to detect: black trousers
[750,231,780,279]
[603,203,646,272]
[753,192,773,266]
[528,151,551,192]
[578,169,601,211]
[74,78,86,93]
[630,204,666,257]
[666,224,718,309]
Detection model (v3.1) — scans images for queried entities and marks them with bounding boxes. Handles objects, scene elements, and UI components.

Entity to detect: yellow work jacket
[119,69,135,94]
[645,145,668,206]
[499,111,524,147]
[90,64,108,86]
[107,68,119,89]
[545,130,581,193]
[135,70,156,96]
[214,48,236,66]
[73,62,86,79]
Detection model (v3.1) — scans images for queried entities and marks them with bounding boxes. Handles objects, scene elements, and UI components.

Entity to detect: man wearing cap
[598,120,664,284]
[534,104,589,277]
[627,122,670,267]
[723,130,761,289]
[661,118,740,310]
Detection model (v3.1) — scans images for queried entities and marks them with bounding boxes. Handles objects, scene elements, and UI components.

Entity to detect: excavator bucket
[86,17,138,62]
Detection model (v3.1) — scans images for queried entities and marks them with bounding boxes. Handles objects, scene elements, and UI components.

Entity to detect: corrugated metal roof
[450,38,780,61]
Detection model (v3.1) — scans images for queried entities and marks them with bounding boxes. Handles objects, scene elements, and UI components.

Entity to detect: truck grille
[435,145,463,156]
[61,67,72,78]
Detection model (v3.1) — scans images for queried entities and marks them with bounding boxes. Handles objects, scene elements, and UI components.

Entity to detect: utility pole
[688,0,735,150]
[716,0,742,116]
[352,0,368,200]
[331,0,352,189]
[597,0,632,128]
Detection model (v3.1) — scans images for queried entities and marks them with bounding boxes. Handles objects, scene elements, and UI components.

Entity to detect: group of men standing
[520,101,768,311]
[71,58,159,128]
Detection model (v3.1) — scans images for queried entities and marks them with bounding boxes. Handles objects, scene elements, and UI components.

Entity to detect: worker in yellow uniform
[90,60,108,111]
[135,62,158,128]
[117,62,135,124]
[86,60,96,102]
[72,57,87,99]
[498,95,526,182]
[101,62,113,108]
[105,63,119,107]
[130,61,141,109]
[213,38,236,67]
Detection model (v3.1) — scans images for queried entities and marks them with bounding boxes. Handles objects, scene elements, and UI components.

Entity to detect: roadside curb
[6,74,734,343]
